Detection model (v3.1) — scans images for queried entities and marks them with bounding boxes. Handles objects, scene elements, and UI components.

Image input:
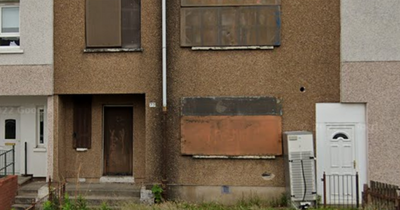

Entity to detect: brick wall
[0,175,18,210]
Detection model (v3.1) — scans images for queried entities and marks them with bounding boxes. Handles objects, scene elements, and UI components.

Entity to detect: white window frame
[0,3,20,50]
[36,107,45,147]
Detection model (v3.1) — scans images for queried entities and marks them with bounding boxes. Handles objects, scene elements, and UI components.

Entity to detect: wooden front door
[104,107,133,176]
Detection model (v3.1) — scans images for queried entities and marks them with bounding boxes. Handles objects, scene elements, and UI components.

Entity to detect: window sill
[76,148,88,152]
[33,147,47,153]
[191,46,274,51]
[0,48,23,54]
[84,48,143,53]
[192,155,276,159]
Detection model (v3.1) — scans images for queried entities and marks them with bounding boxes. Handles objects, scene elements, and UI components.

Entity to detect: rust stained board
[181,116,282,156]
[181,97,282,116]
[181,0,281,6]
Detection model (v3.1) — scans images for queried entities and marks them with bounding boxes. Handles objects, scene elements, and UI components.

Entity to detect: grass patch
[121,201,360,210]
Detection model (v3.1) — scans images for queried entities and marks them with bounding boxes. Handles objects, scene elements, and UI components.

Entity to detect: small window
[180,0,281,47]
[0,4,20,48]
[37,107,45,146]
[86,0,141,49]
[5,119,16,139]
[333,133,349,140]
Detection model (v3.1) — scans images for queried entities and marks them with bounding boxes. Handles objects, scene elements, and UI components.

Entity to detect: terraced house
[6,0,390,207]
[0,0,54,178]
[51,0,341,203]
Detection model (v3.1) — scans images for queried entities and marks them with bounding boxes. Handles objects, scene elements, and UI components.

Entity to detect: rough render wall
[166,0,340,186]
[0,65,53,95]
[341,62,400,185]
[53,0,340,186]
[168,185,285,205]
[53,0,161,95]
[53,95,64,180]
[47,96,54,180]
[0,0,53,65]
[53,0,163,182]
[56,95,147,181]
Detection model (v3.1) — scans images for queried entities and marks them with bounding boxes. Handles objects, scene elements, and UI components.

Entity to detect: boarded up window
[181,0,281,6]
[86,0,141,48]
[73,95,92,149]
[181,97,283,156]
[180,1,281,47]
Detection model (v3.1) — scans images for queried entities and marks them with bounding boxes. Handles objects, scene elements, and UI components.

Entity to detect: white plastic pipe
[162,0,167,112]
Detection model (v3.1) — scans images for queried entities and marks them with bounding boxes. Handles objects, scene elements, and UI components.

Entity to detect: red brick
[0,175,18,210]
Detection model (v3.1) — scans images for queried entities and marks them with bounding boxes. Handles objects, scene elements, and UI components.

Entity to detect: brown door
[104,107,133,175]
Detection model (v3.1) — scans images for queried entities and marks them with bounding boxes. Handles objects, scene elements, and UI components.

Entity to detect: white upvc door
[0,107,21,175]
[326,124,357,204]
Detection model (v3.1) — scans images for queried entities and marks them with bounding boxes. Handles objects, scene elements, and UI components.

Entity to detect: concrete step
[66,189,141,197]
[18,175,33,186]
[14,195,36,204]
[18,181,46,195]
[11,203,31,210]
[69,195,140,206]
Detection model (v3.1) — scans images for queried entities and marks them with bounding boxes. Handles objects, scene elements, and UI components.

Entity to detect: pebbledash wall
[52,0,340,203]
[166,0,340,202]
[53,0,162,183]
[0,0,53,178]
[341,0,400,185]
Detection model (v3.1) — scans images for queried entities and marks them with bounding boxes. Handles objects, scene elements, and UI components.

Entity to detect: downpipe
[161,0,168,199]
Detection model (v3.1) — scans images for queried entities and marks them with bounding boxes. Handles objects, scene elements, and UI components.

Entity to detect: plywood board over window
[181,97,283,156]
[180,0,281,47]
[181,0,281,6]
[86,0,141,48]
[73,95,92,149]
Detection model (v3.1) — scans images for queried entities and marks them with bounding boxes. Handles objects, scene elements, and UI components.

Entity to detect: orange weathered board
[181,116,282,156]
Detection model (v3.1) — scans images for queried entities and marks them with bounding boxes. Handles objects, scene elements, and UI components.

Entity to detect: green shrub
[43,201,54,210]
[100,202,111,210]
[42,193,89,210]
[151,184,164,204]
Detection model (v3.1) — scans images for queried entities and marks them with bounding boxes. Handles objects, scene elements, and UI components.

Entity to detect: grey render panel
[341,0,400,62]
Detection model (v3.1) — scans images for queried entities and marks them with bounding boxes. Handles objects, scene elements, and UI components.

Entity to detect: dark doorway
[104,106,133,175]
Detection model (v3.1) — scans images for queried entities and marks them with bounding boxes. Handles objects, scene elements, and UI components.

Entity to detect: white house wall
[341,0,400,185]
[0,96,50,177]
[0,0,53,96]
[0,0,53,65]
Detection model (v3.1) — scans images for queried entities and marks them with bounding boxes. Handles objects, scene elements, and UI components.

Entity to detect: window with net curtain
[0,0,19,47]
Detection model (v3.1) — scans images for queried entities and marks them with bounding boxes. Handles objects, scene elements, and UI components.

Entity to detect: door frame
[101,105,134,176]
[316,103,367,204]
[0,107,21,174]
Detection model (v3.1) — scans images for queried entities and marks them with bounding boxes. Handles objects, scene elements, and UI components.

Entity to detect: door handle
[353,160,357,169]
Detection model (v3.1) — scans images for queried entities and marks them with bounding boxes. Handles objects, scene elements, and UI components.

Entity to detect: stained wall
[166,0,341,189]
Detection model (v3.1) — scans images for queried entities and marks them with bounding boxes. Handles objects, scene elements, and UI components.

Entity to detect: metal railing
[0,145,15,177]
[321,172,360,209]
